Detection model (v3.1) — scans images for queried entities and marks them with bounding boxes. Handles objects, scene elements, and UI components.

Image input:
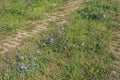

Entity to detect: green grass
[0,0,69,33]
[0,0,120,80]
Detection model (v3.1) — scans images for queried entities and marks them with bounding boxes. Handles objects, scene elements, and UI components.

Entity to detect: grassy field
[0,0,120,80]
[0,0,69,38]
[0,0,70,44]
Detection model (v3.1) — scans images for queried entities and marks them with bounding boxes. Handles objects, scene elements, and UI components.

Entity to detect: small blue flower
[50,38,55,44]
[97,15,101,19]
[19,64,27,71]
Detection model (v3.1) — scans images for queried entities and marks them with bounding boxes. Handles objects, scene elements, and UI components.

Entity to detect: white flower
[42,43,46,46]
[45,38,49,40]
[103,14,106,18]
[20,56,24,60]
[61,27,65,31]
[73,44,76,47]
[82,42,85,46]
[50,38,55,44]
[37,50,42,55]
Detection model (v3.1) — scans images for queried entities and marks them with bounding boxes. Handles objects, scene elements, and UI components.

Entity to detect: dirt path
[110,2,120,79]
[111,32,120,56]
[0,0,84,54]
[111,2,120,56]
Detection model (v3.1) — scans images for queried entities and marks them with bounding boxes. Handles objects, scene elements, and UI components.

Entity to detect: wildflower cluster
[38,24,77,52]
[14,50,42,73]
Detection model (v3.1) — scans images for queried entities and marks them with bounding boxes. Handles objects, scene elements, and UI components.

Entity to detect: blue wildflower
[19,64,27,71]
[97,15,101,19]
[50,38,55,44]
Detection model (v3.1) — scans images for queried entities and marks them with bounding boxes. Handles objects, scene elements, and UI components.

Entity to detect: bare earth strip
[109,2,120,80]
[110,2,120,57]
[0,0,84,54]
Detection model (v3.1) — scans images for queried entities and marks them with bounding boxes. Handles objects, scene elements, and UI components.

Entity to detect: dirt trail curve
[0,0,84,54]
